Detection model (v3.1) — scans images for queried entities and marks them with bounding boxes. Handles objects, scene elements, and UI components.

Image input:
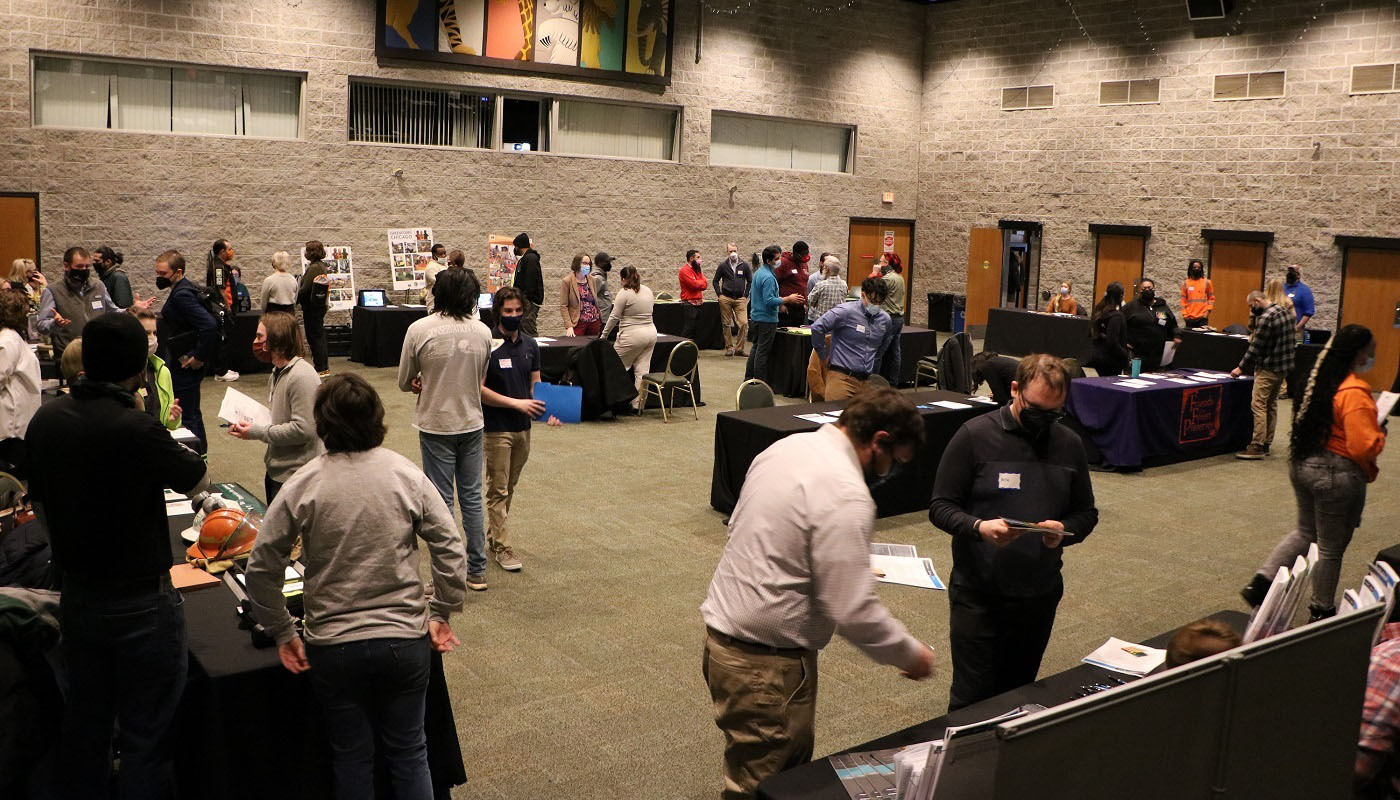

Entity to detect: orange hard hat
[186,508,261,561]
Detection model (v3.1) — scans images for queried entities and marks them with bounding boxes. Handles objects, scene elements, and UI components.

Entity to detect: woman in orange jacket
[1180,259,1214,328]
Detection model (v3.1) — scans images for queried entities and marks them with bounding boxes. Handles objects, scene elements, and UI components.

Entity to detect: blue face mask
[579,265,591,277]
[863,301,879,315]
[1358,355,1375,374]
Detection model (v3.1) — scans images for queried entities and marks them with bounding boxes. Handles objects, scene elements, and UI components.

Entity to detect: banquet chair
[640,340,699,422]
[736,379,774,410]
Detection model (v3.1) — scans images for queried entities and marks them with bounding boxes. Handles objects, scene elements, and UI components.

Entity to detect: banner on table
[387,228,434,291]
[301,245,356,312]
[1179,384,1223,444]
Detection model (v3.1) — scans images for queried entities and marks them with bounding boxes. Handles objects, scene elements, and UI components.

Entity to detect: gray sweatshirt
[244,447,468,646]
[248,356,323,482]
[396,313,492,435]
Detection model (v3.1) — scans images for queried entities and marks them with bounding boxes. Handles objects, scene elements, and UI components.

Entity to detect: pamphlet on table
[870,543,945,590]
[1081,637,1167,676]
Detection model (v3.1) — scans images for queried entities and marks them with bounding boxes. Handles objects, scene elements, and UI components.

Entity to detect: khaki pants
[824,370,867,402]
[718,295,748,352]
[702,632,817,800]
[615,326,658,410]
[1251,368,1285,448]
[806,337,831,401]
[484,430,531,549]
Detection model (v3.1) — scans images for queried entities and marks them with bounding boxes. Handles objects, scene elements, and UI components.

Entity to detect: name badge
[1157,313,1167,326]
[856,324,866,333]
[998,472,1021,490]
[498,358,512,369]
[91,300,103,310]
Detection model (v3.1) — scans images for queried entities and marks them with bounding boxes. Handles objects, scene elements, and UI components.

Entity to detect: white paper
[967,395,997,404]
[165,500,194,517]
[1378,391,1400,425]
[1164,378,1197,385]
[1082,637,1167,676]
[929,400,973,409]
[794,412,841,424]
[1113,379,1153,388]
[1192,372,1232,380]
[1160,341,1177,367]
[170,427,201,447]
[871,542,918,558]
[217,387,273,428]
[871,554,945,590]
[535,336,557,343]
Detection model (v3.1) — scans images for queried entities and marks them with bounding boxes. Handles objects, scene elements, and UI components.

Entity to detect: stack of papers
[1378,391,1399,424]
[1113,378,1154,388]
[967,395,997,404]
[794,412,841,424]
[918,400,973,410]
[870,543,945,590]
[217,387,273,428]
[1082,637,1167,676]
[535,336,557,343]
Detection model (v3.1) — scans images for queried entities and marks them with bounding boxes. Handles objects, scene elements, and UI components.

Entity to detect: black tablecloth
[653,300,725,350]
[710,390,996,516]
[756,611,1249,800]
[350,305,428,368]
[983,307,1093,362]
[537,334,702,408]
[168,504,465,799]
[1174,329,1323,401]
[767,326,940,397]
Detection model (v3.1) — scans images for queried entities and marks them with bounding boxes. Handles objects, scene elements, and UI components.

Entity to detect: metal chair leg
[688,382,698,419]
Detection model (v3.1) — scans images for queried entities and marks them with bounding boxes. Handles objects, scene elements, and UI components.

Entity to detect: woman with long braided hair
[1241,324,1386,620]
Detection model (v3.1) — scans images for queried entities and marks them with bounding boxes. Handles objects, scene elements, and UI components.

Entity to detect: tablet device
[358,289,386,308]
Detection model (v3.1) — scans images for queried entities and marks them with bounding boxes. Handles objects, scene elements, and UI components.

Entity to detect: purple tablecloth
[1065,371,1255,468]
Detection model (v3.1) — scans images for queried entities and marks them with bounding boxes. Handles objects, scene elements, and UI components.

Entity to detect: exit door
[1208,240,1267,331]
[847,219,914,308]
[1094,234,1146,304]
[965,227,1003,329]
[1340,247,1400,392]
[0,193,39,273]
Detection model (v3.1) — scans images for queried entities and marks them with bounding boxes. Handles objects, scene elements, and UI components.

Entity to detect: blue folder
[532,382,583,424]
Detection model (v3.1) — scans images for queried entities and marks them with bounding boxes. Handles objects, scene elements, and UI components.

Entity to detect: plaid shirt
[807,277,851,322]
[1239,303,1295,374]
[1359,623,1400,797]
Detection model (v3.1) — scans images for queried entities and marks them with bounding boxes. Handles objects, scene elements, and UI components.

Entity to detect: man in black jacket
[156,249,219,451]
[512,233,545,336]
[929,354,1098,710]
[26,312,208,797]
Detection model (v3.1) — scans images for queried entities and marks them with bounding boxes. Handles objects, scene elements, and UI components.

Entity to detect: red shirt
[679,263,708,304]
[775,251,809,298]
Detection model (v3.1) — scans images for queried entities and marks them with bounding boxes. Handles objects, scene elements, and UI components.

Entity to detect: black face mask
[155,275,173,290]
[1286,270,1299,284]
[1138,289,1155,304]
[1018,406,1060,440]
[1251,305,1264,316]
[67,268,89,284]
[864,456,905,491]
[499,314,523,332]
[1189,268,1204,279]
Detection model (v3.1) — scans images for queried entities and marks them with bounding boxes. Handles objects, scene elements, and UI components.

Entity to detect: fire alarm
[882,192,894,204]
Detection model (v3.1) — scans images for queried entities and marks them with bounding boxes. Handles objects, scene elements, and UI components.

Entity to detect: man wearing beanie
[775,240,811,327]
[25,312,209,797]
[512,233,545,336]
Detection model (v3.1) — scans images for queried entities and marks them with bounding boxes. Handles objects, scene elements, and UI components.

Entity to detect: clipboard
[532,382,582,424]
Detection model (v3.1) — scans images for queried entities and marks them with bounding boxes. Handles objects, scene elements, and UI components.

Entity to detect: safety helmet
[186,508,261,561]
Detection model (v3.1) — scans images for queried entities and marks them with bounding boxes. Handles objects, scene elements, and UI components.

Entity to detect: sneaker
[495,547,522,571]
[735,350,747,357]
[317,370,331,378]
[725,348,734,357]
[1235,444,1267,460]
[466,573,488,591]
[217,370,240,382]
[1308,604,1337,623]
[1240,573,1271,608]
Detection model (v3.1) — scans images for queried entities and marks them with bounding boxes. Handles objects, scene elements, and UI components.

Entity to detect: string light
[704,0,860,15]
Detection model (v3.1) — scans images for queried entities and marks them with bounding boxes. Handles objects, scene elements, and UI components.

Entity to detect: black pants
[265,473,283,505]
[521,301,540,337]
[780,305,806,327]
[1183,317,1208,329]
[681,302,702,341]
[265,302,295,314]
[947,582,1063,711]
[303,306,329,372]
[745,322,778,383]
[171,368,206,453]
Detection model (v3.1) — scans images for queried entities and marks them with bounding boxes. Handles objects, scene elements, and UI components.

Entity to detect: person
[774,240,810,326]
[713,244,750,357]
[1357,617,1400,797]
[1121,278,1180,373]
[1231,289,1297,459]
[261,250,299,313]
[58,338,83,384]
[229,312,323,503]
[929,354,1099,710]
[877,254,907,385]
[1180,259,1215,329]
[129,306,181,430]
[227,265,252,312]
[243,373,467,800]
[94,246,136,309]
[1088,282,1130,377]
[513,233,545,336]
[1241,325,1383,618]
[156,249,219,452]
[803,259,851,400]
[205,238,237,308]
[8,258,44,317]
[806,252,831,297]
[0,289,40,441]
[423,246,458,312]
[1163,619,1241,669]
[398,267,492,591]
[810,277,895,402]
[37,246,119,359]
[26,312,209,797]
[700,388,935,799]
[481,286,561,573]
[602,266,658,413]
[1259,276,1295,331]
[1284,264,1315,339]
[745,246,803,384]
[298,240,332,376]
[1045,280,1082,315]
[678,249,709,341]
[592,251,615,323]
[561,253,603,336]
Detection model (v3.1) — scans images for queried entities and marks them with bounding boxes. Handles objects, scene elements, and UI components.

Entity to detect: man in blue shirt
[1284,265,1315,339]
[810,277,896,402]
[156,250,219,452]
[745,246,804,384]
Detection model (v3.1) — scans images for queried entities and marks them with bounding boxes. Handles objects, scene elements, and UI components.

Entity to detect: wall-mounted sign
[883,231,896,254]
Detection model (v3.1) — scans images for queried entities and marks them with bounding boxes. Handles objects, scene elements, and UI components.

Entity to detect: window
[1001,85,1054,110]
[709,112,852,174]
[1351,64,1399,95]
[1213,71,1285,101]
[1099,79,1160,105]
[553,99,678,161]
[502,97,546,153]
[32,54,302,138]
[348,81,493,148]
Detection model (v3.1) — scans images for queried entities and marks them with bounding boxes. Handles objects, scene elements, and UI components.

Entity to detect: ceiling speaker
[1186,0,1233,20]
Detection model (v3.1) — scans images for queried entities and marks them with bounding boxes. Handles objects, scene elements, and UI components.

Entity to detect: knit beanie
[81,312,149,383]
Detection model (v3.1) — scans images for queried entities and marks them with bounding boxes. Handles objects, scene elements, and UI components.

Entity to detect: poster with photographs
[302,246,356,312]
[388,227,433,291]
[486,234,518,293]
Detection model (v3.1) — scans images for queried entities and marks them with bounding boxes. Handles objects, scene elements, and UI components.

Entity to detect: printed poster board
[388,227,433,291]
[301,245,356,312]
[487,234,518,293]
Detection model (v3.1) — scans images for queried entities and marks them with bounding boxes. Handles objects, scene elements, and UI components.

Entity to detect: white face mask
[728,253,738,263]
[1060,287,1070,295]
[1358,355,1376,374]
[147,335,159,356]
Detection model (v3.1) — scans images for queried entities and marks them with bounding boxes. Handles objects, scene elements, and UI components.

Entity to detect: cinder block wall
[917,0,1400,329]
[0,0,924,333]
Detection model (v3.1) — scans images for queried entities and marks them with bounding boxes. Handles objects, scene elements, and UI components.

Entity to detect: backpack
[186,284,234,344]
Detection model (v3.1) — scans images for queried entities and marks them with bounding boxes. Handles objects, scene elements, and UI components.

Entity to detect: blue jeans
[1260,452,1368,611]
[419,429,486,576]
[57,576,187,798]
[306,636,433,800]
[171,368,206,453]
[879,314,904,385]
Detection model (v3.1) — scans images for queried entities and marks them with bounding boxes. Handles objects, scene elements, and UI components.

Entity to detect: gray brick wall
[917,0,1400,330]
[1,0,924,334]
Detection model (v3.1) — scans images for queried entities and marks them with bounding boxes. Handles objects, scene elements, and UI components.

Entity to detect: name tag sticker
[856,324,866,333]
[998,472,1021,490]
[91,300,103,310]
[498,358,512,369]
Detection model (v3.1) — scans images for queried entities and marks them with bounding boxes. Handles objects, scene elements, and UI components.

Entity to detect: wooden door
[1094,234,1145,304]
[1208,240,1267,331]
[1340,248,1400,392]
[0,194,39,273]
[965,227,1003,328]
[846,219,914,305]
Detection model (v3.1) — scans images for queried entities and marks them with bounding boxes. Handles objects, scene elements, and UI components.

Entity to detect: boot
[1308,604,1337,623]
[1240,573,1272,608]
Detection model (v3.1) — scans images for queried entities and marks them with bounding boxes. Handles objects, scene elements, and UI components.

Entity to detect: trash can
[927,292,956,332]
[952,295,966,334]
